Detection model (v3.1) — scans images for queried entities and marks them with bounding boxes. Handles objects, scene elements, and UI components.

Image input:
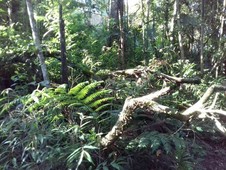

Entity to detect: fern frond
[126,131,185,155]
[171,135,185,150]
[89,97,114,108]
[161,136,172,154]
[95,103,112,112]
[75,81,103,100]
[55,84,68,94]
[150,135,161,153]
[68,102,84,108]
[82,89,111,104]
[68,81,89,95]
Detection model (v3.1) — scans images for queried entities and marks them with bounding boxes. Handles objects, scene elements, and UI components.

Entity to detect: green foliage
[0,26,31,58]
[170,60,197,77]
[96,152,127,170]
[0,81,114,169]
[125,130,197,169]
[173,149,194,170]
[26,81,113,112]
[126,131,185,154]
[67,145,98,169]
[1,0,226,169]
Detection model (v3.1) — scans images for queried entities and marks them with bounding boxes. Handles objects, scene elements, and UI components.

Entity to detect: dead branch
[181,85,226,117]
[100,87,186,148]
[100,84,226,149]
[154,72,201,84]
[109,66,201,84]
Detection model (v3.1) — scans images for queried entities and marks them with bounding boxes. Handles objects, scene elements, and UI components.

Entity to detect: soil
[198,139,226,170]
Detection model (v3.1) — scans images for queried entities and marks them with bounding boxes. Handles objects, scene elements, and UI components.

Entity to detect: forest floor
[197,138,226,170]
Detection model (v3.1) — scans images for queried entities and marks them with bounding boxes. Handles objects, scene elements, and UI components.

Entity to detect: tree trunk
[169,0,178,38]
[145,0,150,65]
[141,0,146,62]
[200,0,205,74]
[84,0,92,26]
[7,0,13,27]
[107,0,118,44]
[177,1,185,61]
[169,0,185,63]
[109,0,125,69]
[141,0,150,65]
[164,0,169,39]
[59,3,68,84]
[118,0,125,69]
[26,0,50,86]
[216,0,226,77]
[6,0,20,28]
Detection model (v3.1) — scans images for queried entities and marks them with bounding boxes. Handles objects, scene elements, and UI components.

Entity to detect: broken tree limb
[154,72,201,84]
[100,87,186,148]
[181,85,226,117]
[100,84,226,148]
[107,66,201,85]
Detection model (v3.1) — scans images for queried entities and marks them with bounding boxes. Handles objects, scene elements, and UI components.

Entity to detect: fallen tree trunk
[100,84,226,148]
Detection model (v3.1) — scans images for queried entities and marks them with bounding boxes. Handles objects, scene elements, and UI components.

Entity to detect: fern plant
[126,131,185,154]
[125,131,195,169]
[0,81,114,169]
[23,81,114,124]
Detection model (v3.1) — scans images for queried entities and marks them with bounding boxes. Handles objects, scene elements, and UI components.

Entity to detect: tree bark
[6,0,20,28]
[169,0,178,37]
[26,0,50,86]
[177,1,185,61]
[118,0,126,69]
[59,3,68,84]
[7,0,13,27]
[200,0,205,74]
[100,87,173,148]
[108,0,118,47]
[169,0,185,61]
[108,0,125,69]
[164,0,169,39]
[216,0,226,77]
[141,0,150,65]
[100,83,226,148]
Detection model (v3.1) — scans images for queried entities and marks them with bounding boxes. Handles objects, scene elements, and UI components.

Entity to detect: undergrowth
[0,65,225,169]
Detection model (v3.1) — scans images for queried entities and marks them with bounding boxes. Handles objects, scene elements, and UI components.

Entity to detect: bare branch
[100,87,186,148]
[182,85,226,117]
[154,72,201,84]
[100,84,226,149]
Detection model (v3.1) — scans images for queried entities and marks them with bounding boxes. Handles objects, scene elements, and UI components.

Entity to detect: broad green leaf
[83,150,94,164]
[76,150,84,170]
[83,145,98,150]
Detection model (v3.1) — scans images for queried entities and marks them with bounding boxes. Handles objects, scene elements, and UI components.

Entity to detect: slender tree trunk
[59,3,68,84]
[169,0,178,39]
[219,0,226,41]
[107,0,118,47]
[200,0,205,74]
[126,0,129,29]
[6,0,19,28]
[141,0,145,62]
[141,0,150,65]
[177,1,185,61]
[85,0,92,26]
[216,0,226,77]
[145,0,150,65]
[167,0,185,61]
[118,0,125,69]
[109,0,125,69]
[26,0,50,86]
[7,0,13,27]
[164,0,169,40]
